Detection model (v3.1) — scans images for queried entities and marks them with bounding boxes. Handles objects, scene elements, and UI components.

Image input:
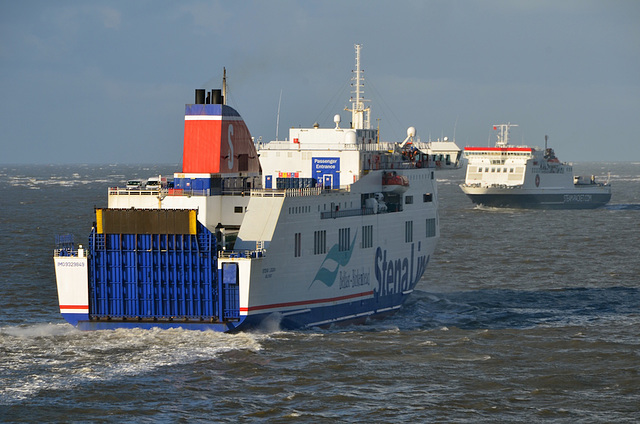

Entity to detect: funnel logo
[227,124,234,170]
[310,232,357,288]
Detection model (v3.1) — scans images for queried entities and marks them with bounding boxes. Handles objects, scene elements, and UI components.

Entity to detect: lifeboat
[382,171,409,193]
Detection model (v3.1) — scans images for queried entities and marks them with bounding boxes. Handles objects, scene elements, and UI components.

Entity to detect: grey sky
[1,0,638,164]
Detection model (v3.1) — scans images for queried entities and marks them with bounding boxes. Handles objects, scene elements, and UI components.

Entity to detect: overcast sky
[1,0,638,164]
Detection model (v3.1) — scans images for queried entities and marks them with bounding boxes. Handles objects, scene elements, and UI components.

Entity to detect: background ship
[459,123,611,209]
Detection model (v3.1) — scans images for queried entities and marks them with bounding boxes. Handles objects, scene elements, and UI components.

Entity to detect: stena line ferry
[460,123,611,209]
[53,44,440,332]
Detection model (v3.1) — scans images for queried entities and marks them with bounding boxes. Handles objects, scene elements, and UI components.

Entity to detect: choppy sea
[0,162,638,423]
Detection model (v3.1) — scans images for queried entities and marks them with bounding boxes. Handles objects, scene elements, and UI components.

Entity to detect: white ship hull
[460,184,611,209]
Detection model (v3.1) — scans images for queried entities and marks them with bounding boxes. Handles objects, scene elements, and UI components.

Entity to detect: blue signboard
[312,157,340,189]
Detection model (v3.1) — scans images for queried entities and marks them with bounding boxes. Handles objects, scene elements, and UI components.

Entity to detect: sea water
[0,163,638,422]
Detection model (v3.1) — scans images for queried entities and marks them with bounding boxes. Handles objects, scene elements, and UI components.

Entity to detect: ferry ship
[460,123,611,209]
[53,45,440,332]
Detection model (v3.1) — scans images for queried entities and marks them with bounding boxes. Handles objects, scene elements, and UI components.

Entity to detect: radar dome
[345,131,357,144]
[407,126,416,138]
[334,114,341,128]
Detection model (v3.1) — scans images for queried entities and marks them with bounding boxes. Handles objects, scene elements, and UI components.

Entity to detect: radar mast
[493,123,518,147]
[345,44,370,130]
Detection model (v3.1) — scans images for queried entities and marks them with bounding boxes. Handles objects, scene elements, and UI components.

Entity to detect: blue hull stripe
[466,193,612,209]
[70,290,413,332]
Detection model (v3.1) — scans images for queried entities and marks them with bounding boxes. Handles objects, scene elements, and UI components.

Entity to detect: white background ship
[460,123,611,209]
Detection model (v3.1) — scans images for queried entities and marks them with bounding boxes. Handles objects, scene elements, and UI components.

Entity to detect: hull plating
[64,286,419,332]
[463,190,612,209]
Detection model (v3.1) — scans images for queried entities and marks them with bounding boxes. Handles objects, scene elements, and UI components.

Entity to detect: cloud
[99,7,122,29]
[178,1,232,33]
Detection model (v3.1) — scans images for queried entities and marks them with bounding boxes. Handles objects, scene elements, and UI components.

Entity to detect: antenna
[222,67,227,105]
[345,44,370,129]
[545,134,548,150]
[276,89,282,141]
[492,123,518,147]
[453,116,458,141]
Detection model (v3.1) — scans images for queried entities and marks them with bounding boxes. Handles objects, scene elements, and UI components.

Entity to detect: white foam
[0,324,266,404]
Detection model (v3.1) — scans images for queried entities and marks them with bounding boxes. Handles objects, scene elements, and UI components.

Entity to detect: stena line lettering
[374,243,428,296]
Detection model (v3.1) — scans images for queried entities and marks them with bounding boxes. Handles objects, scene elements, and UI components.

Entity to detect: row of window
[466,151,530,156]
[289,191,434,216]
[297,218,437,257]
[473,167,520,174]
[289,202,356,215]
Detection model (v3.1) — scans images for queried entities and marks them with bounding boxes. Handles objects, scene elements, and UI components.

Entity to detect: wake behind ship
[53,45,440,332]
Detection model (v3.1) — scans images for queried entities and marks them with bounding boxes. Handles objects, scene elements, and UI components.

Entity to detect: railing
[108,187,256,197]
[108,187,166,196]
[321,207,376,219]
[257,141,398,152]
[250,187,324,198]
[219,249,265,259]
[54,234,79,257]
[461,183,523,189]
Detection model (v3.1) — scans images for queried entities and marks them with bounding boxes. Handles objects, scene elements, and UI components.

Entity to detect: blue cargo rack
[87,209,239,323]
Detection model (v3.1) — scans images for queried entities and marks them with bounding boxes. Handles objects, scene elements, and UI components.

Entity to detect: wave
[378,287,640,331]
[0,324,266,404]
[605,204,640,211]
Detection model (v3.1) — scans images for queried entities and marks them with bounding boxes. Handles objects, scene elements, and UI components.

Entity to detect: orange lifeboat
[382,171,409,193]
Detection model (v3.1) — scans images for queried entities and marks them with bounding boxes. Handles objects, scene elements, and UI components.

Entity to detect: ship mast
[222,67,227,105]
[493,123,517,147]
[345,44,370,130]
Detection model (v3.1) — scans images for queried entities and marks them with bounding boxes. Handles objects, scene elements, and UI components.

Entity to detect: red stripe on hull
[240,290,374,313]
[464,147,533,152]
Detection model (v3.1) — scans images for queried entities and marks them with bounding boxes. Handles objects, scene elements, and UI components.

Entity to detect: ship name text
[564,194,592,203]
[339,268,371,289]
[374,243,428,296]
